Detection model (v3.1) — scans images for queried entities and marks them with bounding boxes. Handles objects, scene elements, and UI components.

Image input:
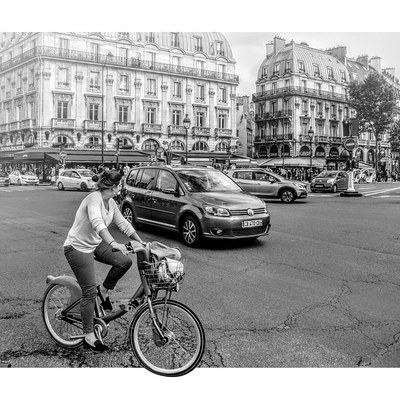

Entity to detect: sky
[224,32,400,96]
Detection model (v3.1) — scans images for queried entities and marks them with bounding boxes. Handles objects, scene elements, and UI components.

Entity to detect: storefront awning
[258,157,326,168]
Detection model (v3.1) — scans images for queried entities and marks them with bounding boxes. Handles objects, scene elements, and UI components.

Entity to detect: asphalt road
[1,182,400,371]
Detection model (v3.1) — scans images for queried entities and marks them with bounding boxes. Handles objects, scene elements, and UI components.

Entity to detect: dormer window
[171,32,179,47]
[298,60,305,73]
[262,66,268,77]
[285,60,291,73]
[216,41,224,56]
[313,64,320,76]
[273,63,280,75]
[194,36,203,52]
[327,66,334,79]
[340,70,346,82]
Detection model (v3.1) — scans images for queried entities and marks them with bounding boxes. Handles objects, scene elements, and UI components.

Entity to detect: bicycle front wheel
[129,299,205,376]
[42,284,84,349]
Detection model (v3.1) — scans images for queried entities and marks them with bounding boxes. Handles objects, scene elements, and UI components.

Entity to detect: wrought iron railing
[0,46,239,84]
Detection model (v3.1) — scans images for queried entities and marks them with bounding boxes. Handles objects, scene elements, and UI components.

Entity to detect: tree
[388,120,400,153]
[348,72,397,140]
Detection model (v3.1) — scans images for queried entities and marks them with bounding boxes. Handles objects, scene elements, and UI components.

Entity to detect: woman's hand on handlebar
[110,241,129,255]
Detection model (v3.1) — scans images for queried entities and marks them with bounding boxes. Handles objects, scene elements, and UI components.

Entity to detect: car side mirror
[268,177,276,183]
[162,188,177,195]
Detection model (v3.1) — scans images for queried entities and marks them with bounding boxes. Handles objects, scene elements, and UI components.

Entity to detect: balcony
[114,122,135,133]
[0,123,8,133]
[275,133,293,141]
[299,134,314,143]
[142,123,162,134]
[329,136,342,144]
[358,139,367,146]
[9,121,20,131]
[315,135,329,143]
[168,125,187,136]
[253,85,348,102]
[192,127,210,137]
[214,128,232,138]
[51,118,76,130]
[21,119,36,130]
[255,109,293,122]
[84,120,106,131]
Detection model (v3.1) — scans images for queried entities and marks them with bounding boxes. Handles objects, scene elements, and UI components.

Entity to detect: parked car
[9,170,39,185]
[0,171,10,186]
[56,169,96,191]
[120,165,271,247]
[227,168,307,203]
[310,170,348,193]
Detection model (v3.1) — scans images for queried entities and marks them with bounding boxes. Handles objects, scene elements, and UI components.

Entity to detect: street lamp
[308,126,314,182]
[183,114,191,164]
[376,134,382,182]
[101,52,113,167]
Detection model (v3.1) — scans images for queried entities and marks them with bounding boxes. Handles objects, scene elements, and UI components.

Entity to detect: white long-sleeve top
[64,191,136,253]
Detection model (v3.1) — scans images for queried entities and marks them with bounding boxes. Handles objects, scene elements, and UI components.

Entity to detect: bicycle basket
[144,257,185,289]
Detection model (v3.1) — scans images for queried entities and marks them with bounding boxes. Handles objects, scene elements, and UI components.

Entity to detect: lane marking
[363,187,400,196]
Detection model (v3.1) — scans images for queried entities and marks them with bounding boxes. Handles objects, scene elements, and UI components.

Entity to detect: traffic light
[345,159,351,170]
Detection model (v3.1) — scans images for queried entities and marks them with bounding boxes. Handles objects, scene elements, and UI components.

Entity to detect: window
[218,64,226,75]
[302,80,307,92]
[147,52,156,67]
[89,104,99,121]
[330,123,338,136]
[196,84,205,100]
[219,87,227,103]
[316,82,322,95]
[119,106,128,122]
[327,67,334,79]
[29,68,34,84]
[147,107,156,124]
[17,73,22,89]
[156,170,178,192]
[142,139,158,151]
[340,70,346,82]
[285,61,291,72]
[89,136,99,146]
[330,85,335,96]
[16,105,22,121]
[218,113,226,129]
[173,81,182,98]
[272,82,277,94]
[119,75,128,92]
[331,104,336,117]
[317,102,323,114]
[27,102,34,119]
[273,63,280,75]
[261,84,265,93]
[313,64,320,76]
[195,36,203,52]
[270,101,276,114]
[119,47,128,60]
[59,68,68,84]
[172,110,181,126]
[196,60,204,72]
[262,66,268,77]
[284,79,290,89]
[91,43,100,57]
[272,124,277,137]
[298,60,305,73]
[137,168,158,189]
[57,101,68,119]
[172,56,181,68]
[89,71,100,89]
[146,32,155,43]
[344,107,349,119]
[192,141,208,151]
[216,41,224,56]
[317,123,324,135]
[170,140,184,151]
[147,78,156,95]
[283,100,289,113]
[171,33,179,47]
[196,112,205,127]
[301,100,308,114]
[60,38,69,50]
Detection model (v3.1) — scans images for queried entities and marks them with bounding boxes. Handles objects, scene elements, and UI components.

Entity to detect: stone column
[208,88,215,133]
[161,83,169,138]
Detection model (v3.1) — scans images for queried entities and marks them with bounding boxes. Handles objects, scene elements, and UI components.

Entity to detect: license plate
[242,219,262,228]
[315,184,324,188]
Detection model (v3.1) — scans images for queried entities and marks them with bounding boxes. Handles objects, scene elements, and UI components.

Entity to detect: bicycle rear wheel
[42,283,84,349]
[128,299,205,376]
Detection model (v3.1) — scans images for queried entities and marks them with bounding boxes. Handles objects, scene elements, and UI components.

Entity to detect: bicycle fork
[148,296,174,346]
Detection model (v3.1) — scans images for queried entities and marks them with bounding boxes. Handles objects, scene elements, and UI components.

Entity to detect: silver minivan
[227,168,308,203]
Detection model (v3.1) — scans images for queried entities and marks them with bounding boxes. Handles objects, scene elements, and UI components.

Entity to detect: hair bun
[92,174,99,182]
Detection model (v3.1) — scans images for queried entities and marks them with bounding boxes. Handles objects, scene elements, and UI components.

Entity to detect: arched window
[282,144,290,157]
[142,139,159,151]
[88,136,100,147]
[192,141,208,152]
[170,140,184,151]
[270,144,279,157]
[299,145,311,157]
[215,142,228,152]
[315,146,325,158]
[259,145,267,157]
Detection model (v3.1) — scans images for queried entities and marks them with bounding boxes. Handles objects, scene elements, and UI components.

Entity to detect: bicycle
[42,240,205,376]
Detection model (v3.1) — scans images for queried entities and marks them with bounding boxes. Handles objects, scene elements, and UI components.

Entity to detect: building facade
[236,95,255,158]
[253,36,400,173]
[0,32,239,169]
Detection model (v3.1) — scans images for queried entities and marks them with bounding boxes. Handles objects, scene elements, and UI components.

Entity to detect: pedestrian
[50,167,56,186]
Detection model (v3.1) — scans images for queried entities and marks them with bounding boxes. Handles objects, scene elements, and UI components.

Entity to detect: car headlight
[327,179,334,184]
[293,183,306,189]
[204,205,230,217]
[311,179,316,184]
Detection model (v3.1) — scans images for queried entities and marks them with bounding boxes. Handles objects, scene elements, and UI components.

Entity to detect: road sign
[155,147,164,157]
[344,138,357,151]
[59,151,67,159]
[148,155,157,162]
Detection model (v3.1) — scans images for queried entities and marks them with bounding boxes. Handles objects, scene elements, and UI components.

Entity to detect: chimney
[265,41,274,57]
[385,67,396,78]
[356,55,369,68]
[370,56,381,73]
[273,36,285,55]
[326,46,347,63]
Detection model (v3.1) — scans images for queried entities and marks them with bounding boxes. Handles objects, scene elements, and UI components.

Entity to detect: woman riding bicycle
[63,169,145,352]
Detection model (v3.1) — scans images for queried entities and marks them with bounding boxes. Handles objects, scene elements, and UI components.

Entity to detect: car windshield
[78,170,94,177]
[317,171,337,178]
[24,171,35,176]
[0,172,8,177]
[176,169,241,193]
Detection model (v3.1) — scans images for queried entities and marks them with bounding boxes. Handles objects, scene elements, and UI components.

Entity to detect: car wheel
[58,182,64,191]
[280,189,295,203]
[122,204,137,227]
[80,182,88,192]
[311,190,316,193]
[181,216,201,247]
[332,184,338,193]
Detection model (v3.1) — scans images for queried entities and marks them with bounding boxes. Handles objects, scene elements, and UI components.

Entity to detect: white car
[56,169,97,191]
[9,170,39,185]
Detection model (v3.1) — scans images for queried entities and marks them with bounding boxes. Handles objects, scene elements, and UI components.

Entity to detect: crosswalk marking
[0,185,53,192]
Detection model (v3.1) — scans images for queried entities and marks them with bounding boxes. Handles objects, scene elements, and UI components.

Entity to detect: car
[310,170,349,193]
[120,165,271,247]
[9,170,39,185]
[227,168,308,203]
[56,169,96,191]
[0,171,10,186]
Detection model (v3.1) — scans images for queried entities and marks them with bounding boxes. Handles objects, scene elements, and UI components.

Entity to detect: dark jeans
[64,241,132,334]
